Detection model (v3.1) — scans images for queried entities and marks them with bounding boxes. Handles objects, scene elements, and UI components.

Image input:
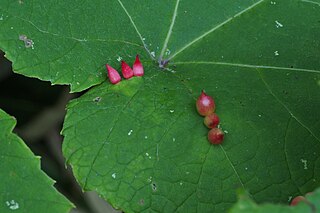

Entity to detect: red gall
[208,128,224,145]
[290,196,306,206]
[121,60,134,79]
[133,55,144,76]
[204,113,220,128]
[196,90,215,116]
[106,64,121,84]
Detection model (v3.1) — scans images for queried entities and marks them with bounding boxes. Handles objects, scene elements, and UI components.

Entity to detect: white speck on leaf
[271,1,276,4]
[169,109,174,113]
[144,136,148,139]
[288,196,292,202]
[128,129,133,136]
[258,114,262,117]
[301,159,308,169]
[6,200,19,210]
[19,35,34,49]
[93,97,101,102]
[275,20,283,28]
[180,182,183,186]
[245,167,248,170]
[172,138,176,142]
[117,56,122,62]
[111,173,116,179]
[223,130,228,134]
[10,26,13,29]
[142,37,146,41]
[165,49,171,55]
[0,15,3,21]
[274,51,279,56]
[150,51,155,57]
[145,153,149,157]
[76,82,80,85]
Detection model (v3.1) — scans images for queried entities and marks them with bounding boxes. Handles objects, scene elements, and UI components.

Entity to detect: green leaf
[1,0,320,212]
[229,188,320,213]
[0,109,73,212]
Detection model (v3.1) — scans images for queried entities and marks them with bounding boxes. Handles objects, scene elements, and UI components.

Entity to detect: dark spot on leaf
[283,90,288,95]
[139,199,144,206]
[151,183,157,192]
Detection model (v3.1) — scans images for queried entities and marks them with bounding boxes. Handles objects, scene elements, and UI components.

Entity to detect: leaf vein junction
[258,71,320,143]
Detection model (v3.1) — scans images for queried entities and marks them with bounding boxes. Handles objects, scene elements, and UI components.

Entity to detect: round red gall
[204,113,220,129]
[196,90,215,116]
[208,128,224,144]
[290,196,305,206]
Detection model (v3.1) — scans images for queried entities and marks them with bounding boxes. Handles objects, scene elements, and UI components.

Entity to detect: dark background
[0,50,120,213]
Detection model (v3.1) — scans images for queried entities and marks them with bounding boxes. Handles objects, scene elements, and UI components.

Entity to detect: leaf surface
[230,188,320,213]
[0,109,72,212]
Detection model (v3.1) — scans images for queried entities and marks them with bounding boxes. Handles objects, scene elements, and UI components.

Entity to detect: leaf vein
[220,146,249,196]
[258,71,320,143]
[283,117,304,195]
[83,87,142,189]
[173,61,320,74]
[159,0,181,61]
[116,0,155,60]
[301,0,320,6]
[168,0,265,60]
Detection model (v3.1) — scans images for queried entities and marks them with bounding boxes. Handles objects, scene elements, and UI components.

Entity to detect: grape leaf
[0,109,73,212]
[1,0,320,212]
[230,188,320,213]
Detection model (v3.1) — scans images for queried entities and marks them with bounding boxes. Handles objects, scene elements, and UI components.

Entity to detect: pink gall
[106,64,121,84]
[133,55,144,76]
[121,60,134,79]
[204,113,220,129]
[196,90,215,116]
[208,128,224,145]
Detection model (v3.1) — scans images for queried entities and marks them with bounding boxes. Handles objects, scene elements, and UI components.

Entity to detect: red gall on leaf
[121,60,134,79]
[208,128,224,145]
[133,55,144,76]
[106,64,121,84]
[290,196,306,206]
[204,113,220,129]
[196,90,215,116]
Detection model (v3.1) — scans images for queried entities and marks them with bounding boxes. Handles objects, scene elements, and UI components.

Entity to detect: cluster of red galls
[196,90,224,145]
[106,55,144,84]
